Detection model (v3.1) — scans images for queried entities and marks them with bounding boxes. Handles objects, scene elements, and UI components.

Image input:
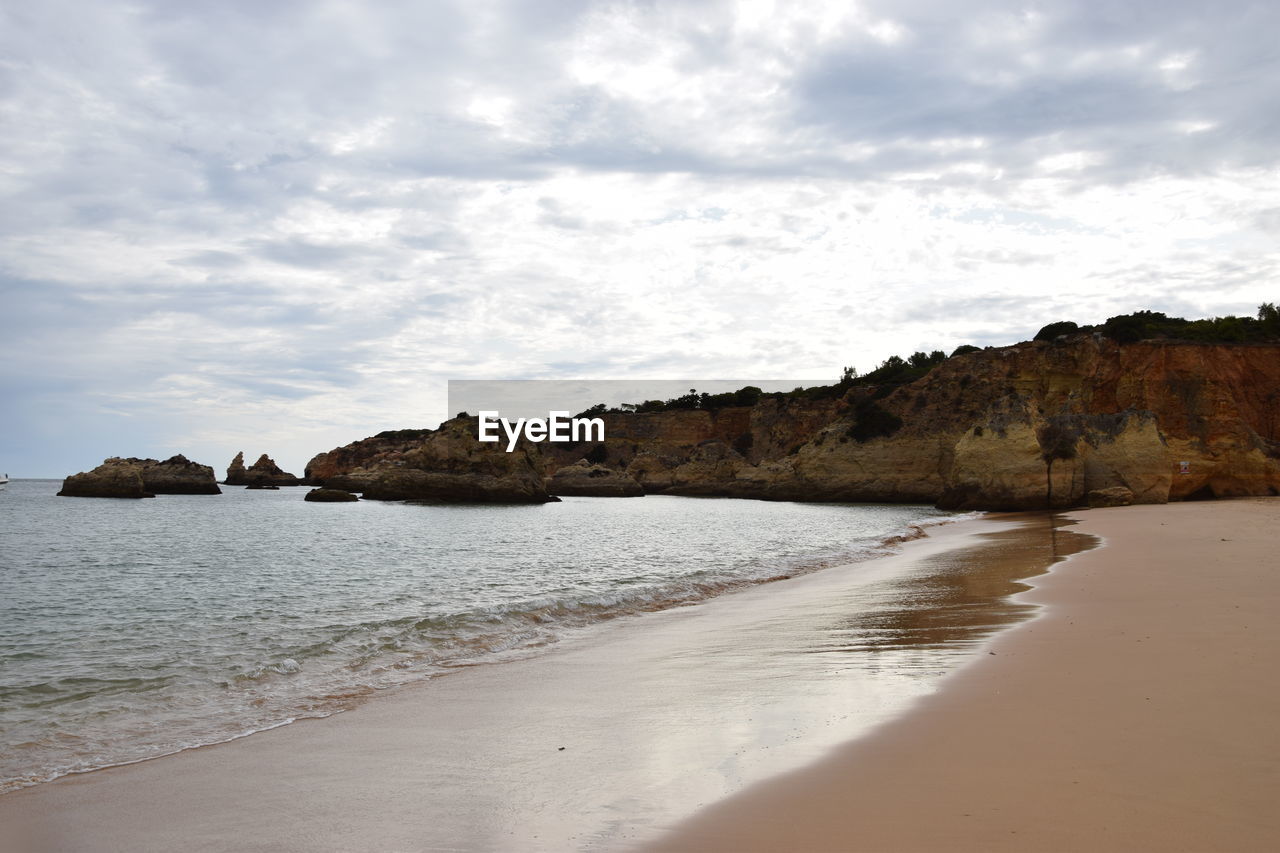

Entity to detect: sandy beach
[1,500,1276,851]
[651,498,1280,852]
[0,511,1075,851]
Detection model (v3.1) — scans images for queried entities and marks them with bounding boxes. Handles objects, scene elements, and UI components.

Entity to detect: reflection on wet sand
[802,514,1097,663]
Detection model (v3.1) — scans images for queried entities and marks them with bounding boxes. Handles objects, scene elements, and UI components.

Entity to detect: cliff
[315,417,557,503]
[680,338,1279,508]
[547,461,644,497]
[305,338,1280,510]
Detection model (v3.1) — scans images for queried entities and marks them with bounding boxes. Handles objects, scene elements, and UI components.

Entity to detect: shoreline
[0,496,961,797]
[0,509,1068,851]
[648,498,1280,852]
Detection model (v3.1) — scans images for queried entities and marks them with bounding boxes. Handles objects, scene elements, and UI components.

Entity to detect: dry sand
[649,498,1280,852]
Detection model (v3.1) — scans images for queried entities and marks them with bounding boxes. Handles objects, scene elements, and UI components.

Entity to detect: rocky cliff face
[547,460,644,497]
[304,338,1280,510]
[695,338,1278,509]
[59,455,221,498]
[303,430,434,484]
[315,417,557,503]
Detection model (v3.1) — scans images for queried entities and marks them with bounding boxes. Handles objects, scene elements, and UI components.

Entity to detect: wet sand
[0,512,1080,852]
[650,499,1280,852]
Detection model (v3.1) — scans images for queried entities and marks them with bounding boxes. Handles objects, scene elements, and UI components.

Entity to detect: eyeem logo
[478,411,605,452]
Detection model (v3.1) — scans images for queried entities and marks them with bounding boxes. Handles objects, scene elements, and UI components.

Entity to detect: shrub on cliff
[846,398,903,442]
[1034,321,1080,341]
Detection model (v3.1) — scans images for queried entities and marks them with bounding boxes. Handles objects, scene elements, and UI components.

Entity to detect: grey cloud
[791,0,1280,183]
[171,250,246,269]
[250,238,382,269]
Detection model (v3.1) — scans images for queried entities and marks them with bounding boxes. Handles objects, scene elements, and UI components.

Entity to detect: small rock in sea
[305,488,359,503]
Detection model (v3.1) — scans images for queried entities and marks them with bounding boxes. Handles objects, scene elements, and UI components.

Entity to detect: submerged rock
[547,460,644,497]
[304,488,359,502]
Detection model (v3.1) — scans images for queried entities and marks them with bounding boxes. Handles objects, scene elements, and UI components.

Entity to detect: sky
[2,0,1278,478]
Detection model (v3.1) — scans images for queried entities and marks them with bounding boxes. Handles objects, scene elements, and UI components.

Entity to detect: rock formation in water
[58,455,221,498]
[313,416,557,503]
[304,488,359,502]
[225,451,247,484]
[226,452,301,487]
[305,338,1280,510]
[547,460,644,497]
[139,455,222,495]
[58,458,154,499]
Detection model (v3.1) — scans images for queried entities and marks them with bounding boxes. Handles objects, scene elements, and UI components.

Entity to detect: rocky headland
[58,455,221,498]
[225,452,302,487]
[310,417,558,503]
[306,335,1280,510]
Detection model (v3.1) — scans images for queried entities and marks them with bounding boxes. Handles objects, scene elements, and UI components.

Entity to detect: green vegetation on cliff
[1037,303,1280,345]
[575,303,1277,419]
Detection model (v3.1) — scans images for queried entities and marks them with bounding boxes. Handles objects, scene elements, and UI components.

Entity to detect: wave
[1,506,971,794]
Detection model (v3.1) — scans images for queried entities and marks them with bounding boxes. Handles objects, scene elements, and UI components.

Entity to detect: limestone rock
[58,455,220,498]
[303,429,435,485]
[1087,486,1135,508]
[58,458,155,499]
[324,417,557,504]
[138,455,221,495]
[225,452,247,485]
[304,488,359,502]
[302,339,1280,510]
[227,453,301,487]
[548,460,644,497]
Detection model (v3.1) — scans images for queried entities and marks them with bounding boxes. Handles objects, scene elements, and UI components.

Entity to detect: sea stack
[57,455,221,498]
[226,452,301,487]
[140,455,222,495]
[58,458,154,498]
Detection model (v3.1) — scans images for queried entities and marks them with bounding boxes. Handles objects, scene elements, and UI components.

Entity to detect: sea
[0,479,961,794]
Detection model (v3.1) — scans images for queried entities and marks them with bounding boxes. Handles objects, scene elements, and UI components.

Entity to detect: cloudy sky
[3,0,1278,477]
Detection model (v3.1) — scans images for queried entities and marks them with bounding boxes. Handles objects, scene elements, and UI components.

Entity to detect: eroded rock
[58,458,154,498]
[304,488,359,502]
[548,460,644,497]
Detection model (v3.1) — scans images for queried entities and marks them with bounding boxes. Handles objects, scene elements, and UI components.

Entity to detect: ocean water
[0,479,954,793]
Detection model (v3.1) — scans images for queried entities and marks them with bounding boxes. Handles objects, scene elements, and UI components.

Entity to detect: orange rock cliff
[304,336,1280,510]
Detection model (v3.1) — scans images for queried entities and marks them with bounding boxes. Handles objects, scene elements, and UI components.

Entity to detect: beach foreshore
[0,510,1072,852]
[1,501,1274,851]
[650,498,1280,852]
